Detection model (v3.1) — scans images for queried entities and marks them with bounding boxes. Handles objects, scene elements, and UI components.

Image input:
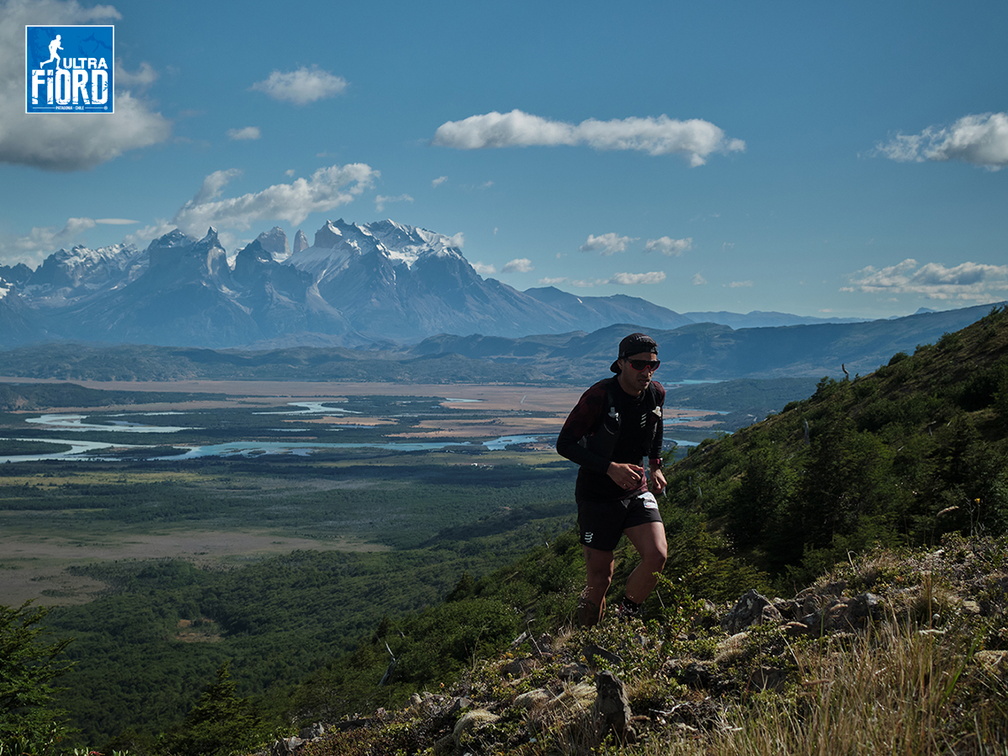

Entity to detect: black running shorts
[577,490,663,552]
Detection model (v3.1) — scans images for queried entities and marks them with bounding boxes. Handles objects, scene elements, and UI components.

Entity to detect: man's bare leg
[579,546,615,626]
[622,522,667,605]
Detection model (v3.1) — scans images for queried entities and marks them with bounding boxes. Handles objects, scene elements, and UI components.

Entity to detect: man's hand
[649,467,667,496]
[607,462,644,490]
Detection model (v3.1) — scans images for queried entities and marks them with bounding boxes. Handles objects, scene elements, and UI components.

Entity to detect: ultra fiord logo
[26,25,114,114]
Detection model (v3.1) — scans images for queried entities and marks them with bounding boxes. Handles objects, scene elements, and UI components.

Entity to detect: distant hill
[682,309,866,328]
[410,302,1006,380]
[0,302,1001,385]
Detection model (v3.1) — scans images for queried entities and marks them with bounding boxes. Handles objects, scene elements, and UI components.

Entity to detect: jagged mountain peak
[298,218,464,270]
[252,226,289,261]
[27,240,144,294]
[197,227,222,248]
[148,228,197,250]
[2,217,701,348]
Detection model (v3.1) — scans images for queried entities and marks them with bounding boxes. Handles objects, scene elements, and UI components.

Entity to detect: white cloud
[728,280,753,288]
[432,176,448,188]
[94,218,139,225]
[845,258,1008,301]
[251,66,348,105]
[611,271,667,285]
[875,112,1008,170]
[433,109,745,166]
[472,262,496,276]
[227,126,261,141]
[580,233,636,255]
[540,272,666,287]
[692,273,707,286]
[645,236,693,256]
[116,61,157,89]
[172,163,378,235]
[375,193,414,212]
[502,258,534,273]
[0,0,171,171]
[8,216,96,265]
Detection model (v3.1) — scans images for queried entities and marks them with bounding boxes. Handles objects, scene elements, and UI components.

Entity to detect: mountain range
[1,219,865,349]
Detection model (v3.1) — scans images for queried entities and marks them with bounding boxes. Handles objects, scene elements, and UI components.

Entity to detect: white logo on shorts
[584,531,594,544]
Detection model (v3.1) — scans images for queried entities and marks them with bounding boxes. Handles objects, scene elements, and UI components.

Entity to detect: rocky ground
[256,535,1008,756]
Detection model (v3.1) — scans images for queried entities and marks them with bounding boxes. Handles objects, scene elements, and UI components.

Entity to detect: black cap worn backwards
[610,332,658,373]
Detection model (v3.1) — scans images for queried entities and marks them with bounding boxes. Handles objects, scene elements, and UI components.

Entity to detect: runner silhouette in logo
[40,34,63,68]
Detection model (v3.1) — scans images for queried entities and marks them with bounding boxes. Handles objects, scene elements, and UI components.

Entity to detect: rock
[803,592,882,635]
[593,671,635,743]
[298,722,326,739]
[270,736,303,755]
[503,656,538,677]
[722,589,783,633]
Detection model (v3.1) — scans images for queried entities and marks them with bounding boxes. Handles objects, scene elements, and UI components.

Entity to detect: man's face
[617,350,659,396]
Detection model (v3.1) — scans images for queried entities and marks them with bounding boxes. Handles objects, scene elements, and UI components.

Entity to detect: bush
[0,602,74,751]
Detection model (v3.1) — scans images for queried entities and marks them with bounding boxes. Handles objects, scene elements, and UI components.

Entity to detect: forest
[2,306,1008,754]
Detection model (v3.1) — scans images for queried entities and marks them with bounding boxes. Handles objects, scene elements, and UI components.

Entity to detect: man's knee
[641,542,667,573]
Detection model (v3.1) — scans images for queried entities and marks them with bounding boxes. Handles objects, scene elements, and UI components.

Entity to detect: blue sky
[2,0,1006,320]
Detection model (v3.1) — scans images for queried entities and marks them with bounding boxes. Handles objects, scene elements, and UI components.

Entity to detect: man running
[40,35,63,68]
[556,332,668,626]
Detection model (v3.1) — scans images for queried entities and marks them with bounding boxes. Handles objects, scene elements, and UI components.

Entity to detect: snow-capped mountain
[287,219,565,340]
[25,242,146,306]
[0,219,693,348]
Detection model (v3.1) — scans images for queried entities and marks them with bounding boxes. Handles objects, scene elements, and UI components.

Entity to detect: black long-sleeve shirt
[556,377,665,502]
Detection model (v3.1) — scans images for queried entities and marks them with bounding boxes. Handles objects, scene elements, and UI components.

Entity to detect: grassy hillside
[269,305,1008,754]
[663,304,1008,589]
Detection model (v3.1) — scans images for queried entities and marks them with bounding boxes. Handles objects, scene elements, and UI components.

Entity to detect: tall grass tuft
[641,618,1003,756]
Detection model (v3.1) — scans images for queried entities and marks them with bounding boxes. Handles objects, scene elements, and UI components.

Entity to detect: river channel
[1,399,704,464]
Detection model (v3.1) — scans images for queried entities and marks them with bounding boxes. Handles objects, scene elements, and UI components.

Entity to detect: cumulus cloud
[433,109,745,166]
[227,126,261,141]
[431,176,448,188]
[116,61,157,89]
[612,271,667,285]
[12,217,95,257]
[172,163,378,235]
[845,258,1008,301]
[875,113,1008,169]
[0,0,171,171]
[645,236,693,256]
[251,66,348,105]
[692,273,707,286]
[580,233,636,255]
[502,258,534,273]
[472,262,496,276]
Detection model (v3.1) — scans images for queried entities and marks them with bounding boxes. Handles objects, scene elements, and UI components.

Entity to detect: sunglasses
[626,359,660,371]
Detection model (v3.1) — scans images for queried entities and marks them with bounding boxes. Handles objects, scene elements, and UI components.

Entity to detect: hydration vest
[578,378,662,462]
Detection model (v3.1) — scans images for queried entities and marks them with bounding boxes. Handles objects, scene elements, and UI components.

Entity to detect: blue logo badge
[26,25,114,114]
